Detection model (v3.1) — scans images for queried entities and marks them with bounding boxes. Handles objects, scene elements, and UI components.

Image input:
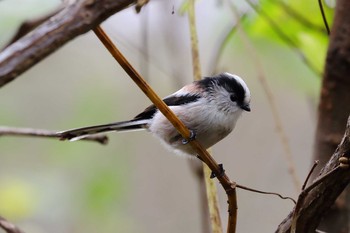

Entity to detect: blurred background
[0,0,334,232]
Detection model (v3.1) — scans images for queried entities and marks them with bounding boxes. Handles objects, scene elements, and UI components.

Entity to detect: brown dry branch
[276,115,350,233]
[2,7,62,49]
[0,126,108,144]
[0,0,138,88]
[2,0,78,49]
[0,216,25,233]
[312,0,350,231]
[92,26,238,233]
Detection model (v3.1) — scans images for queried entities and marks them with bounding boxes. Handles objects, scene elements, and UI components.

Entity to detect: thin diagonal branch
[318,0,330,35]
[92,25,238,233]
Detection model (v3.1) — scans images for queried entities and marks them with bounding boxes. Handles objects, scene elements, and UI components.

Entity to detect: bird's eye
[230,94,237,102]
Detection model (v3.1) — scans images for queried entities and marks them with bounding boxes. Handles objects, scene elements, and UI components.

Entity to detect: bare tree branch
[0,0,138,88]
[2,7,62,49]
[311,0,350,231]
[0,126,108,145]
[276,115,350,232]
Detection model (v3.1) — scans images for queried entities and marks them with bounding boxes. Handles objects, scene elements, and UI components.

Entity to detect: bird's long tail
[58,120,148,141]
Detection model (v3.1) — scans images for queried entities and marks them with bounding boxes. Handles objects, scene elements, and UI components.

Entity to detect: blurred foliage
[0,178,37,219]
[242,0,334,75]
[83,170,125,213]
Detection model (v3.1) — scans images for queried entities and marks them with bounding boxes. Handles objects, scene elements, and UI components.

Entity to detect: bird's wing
[133,93,201,121]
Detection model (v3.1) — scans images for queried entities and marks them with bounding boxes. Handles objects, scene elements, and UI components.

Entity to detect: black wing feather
[133,94,200,121]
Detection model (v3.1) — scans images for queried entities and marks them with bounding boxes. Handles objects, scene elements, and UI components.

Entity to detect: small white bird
[59,73,251,157]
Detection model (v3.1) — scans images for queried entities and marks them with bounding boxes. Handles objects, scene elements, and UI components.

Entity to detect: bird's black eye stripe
[198,73,246,104]
[230,94,237,102]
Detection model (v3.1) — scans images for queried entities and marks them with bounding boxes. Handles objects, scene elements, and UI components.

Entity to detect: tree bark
[312,0,350,232]
[276,116,350,232]
[277,0,350,231]
[0,0,137,88]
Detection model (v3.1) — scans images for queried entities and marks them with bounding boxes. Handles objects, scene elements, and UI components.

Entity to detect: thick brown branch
[3,7,62,49]
[276,115,350,232]
[0,0,137,88]
[310,0,350,231]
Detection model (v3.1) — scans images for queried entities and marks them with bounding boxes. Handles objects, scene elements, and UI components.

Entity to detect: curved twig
[236,184,296,204]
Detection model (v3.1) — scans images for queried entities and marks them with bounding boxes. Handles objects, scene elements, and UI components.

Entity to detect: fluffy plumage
[58,72,251,156]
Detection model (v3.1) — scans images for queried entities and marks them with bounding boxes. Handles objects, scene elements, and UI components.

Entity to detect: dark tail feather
[58,120,148,141]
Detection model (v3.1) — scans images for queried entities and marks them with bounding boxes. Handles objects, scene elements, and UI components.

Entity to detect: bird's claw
[210,164,225,179]
[182,130,196,145]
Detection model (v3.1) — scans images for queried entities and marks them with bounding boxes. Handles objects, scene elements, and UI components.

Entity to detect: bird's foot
[210,164,225,179]
[182,130,196,145]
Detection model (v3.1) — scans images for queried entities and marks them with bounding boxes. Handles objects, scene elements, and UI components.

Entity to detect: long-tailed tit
[59,73,251,157]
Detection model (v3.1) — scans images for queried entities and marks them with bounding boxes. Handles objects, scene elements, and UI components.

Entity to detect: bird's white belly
[148,105,241,157]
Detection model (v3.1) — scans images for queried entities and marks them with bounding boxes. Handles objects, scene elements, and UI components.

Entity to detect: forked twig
[92,25,238,233]
[291,165,341,232]
[301,160,319,190]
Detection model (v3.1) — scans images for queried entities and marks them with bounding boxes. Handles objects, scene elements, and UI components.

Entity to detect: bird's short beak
[241,104,251,112]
